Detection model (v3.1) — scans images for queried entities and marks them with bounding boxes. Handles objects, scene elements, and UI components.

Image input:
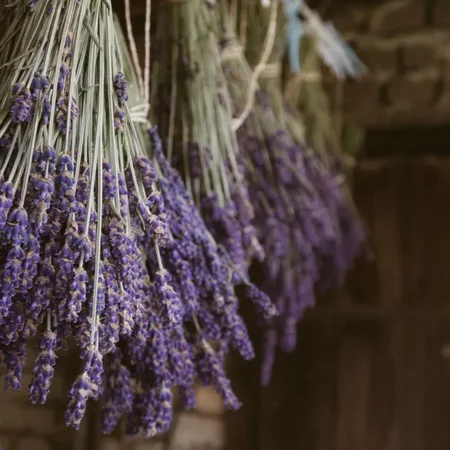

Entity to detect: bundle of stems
[284,36,365,171]
[149,0,263,275]
[219,0,366,384]
[0,0,275,436]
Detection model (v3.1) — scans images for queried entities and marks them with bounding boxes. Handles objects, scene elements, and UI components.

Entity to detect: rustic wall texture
[323,0,450,127]
[0,362,226,450]
[0,347,79,450]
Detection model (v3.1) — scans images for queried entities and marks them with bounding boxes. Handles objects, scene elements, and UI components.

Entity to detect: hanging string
[144,0,151,113]
[124,0,145,98]
[124,0,152,122]
[232,0,279,131]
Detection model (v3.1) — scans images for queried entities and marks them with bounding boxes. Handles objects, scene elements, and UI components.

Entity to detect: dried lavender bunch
[244,5,368,291]
[150,0,263,275]
[217,2,366,384]
[0,0,275,436]
[117,14,276,421]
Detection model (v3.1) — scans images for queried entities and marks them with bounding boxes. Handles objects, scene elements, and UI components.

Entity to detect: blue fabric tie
[284,0,304,73]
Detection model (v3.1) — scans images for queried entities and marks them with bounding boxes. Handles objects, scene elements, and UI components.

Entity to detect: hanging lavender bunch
[0,0,275,436]
[117,13,276,420]
[150,0,263,275]
[217,0,367,384]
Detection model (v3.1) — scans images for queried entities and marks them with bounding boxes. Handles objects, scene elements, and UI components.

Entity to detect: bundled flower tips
[0,0,275,436]
[218,0,367,384]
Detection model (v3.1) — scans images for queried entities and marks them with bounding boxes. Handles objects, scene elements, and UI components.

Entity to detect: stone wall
[98,387,226,450]
[0,344,226,450]
[0,358,226,450]
[324,0,450,127]
[0,348,80,450]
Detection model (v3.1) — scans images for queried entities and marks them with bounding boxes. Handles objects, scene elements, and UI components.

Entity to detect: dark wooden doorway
[226,127,450,450]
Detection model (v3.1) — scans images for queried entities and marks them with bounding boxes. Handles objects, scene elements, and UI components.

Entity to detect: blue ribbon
[283,0,304,73]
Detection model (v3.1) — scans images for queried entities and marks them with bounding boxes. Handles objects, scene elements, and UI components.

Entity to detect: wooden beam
[303,303,450,322]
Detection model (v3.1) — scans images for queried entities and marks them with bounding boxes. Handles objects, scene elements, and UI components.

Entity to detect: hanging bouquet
[150,0,263,275]
[219,0,367,384]
[0,0,275,437]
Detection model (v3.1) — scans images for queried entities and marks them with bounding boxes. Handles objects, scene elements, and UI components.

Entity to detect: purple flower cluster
[10,86,32,123]
[0,82,274,441]
[151,7,264,277]
[232,89,366,385]
[114,73,128,106]
[0,2,277,438]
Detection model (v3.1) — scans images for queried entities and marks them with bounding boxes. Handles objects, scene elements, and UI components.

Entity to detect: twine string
[124,0,144,98]
[221,41,244,62]
[232,0,279,131]
[259,63,281,79]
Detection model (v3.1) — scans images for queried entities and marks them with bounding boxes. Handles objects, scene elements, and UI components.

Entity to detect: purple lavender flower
[137,200,169,247]
[101,350,133,434]
[106,217,144,336]
[153,269,182,328]
[147,383,173,437]
[19,227,40,294]
[42,96,51,125]
[56,94,79,134]
[28,330,57,404]
[45,153,76,242]
[0,305,25,345]
[179,385,197,409]
[186,142,212,178]
[65,348,103,429]
[114,73,128,105]
[64,267,88,323]
[135,156,157,190]
[31,74,49,100]
[113,108,125,132]
[165,331,195,386]
[29,173,54,230]
[54,244,76,312]
[126,382,173,438]
[10,88,32,123]
[65,371,91,430]
[3,340,26,391]
[245,284,277,322]
[102,161,116,202]
[164,249,198,317]
[0,131,11,148]
[195,341,241,410]
[0,181,13,231]
[98,261,120,354]
[58,65,68,91]
[4,207,28,245]
[87,349,103,400]
[142,315,169,378]
[27,259,54,319]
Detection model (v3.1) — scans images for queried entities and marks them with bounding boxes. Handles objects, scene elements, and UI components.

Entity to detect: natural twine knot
[221,41,244,62]
[259,63,281,79]
[294,71,322,82]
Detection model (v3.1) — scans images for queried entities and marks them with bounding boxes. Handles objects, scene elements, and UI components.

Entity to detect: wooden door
[227,151,450,450]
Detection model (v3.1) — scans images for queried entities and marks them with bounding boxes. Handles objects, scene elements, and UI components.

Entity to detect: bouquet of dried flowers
[218,0,366,384]
[150,0,264,275]
[0,0,275,436]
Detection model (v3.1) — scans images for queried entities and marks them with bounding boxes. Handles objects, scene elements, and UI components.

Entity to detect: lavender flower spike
[28,330,57,404]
